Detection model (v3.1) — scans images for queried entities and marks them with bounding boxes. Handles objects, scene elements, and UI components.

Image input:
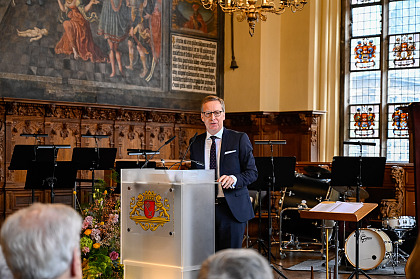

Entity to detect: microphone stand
[178,132,198,170]
[343,141,375,279]
[141,136,176,169]
[255,140,287,279]
[81,134,109,198]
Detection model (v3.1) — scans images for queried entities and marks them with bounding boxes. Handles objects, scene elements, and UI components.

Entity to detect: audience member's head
[0,203,83,279]
[0,246,13,279]
[198,248,273,279]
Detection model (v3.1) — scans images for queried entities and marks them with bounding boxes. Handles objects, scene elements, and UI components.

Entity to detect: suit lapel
[220,128,229,173]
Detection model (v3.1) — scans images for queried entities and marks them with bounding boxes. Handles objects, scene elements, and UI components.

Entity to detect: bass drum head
[345,228,392,270]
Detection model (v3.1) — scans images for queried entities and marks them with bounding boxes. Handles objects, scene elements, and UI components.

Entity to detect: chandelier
[200,0,308,36]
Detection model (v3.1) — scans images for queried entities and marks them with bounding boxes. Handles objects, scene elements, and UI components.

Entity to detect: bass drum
[345,228,393,270]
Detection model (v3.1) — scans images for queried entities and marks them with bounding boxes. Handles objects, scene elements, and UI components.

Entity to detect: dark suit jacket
[190,128,258,222]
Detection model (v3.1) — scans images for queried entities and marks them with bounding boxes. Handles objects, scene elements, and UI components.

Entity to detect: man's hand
[218,175,235,189]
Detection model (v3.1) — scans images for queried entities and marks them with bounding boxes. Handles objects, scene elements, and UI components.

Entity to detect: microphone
[169,159,204,169]
[165,136,176,145]
[343,141,376,146]
[178,132,198,170]
[141,136,176,169]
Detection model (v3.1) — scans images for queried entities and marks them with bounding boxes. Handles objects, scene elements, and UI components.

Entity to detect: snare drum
[383,216,416,230]
[345,228,393,270]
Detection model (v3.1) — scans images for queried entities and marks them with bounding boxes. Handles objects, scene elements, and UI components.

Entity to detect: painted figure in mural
[183,3,207,33]
[55,0,108,63]
[97,0,131,77]
[126,0,151,78]
[125,0,161,81]
[146,0,162,82]
[26,0,44,7]
[17,27,48,42]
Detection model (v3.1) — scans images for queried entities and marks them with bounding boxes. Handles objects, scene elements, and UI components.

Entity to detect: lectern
[121,169,215,279]
[300,201,377,279]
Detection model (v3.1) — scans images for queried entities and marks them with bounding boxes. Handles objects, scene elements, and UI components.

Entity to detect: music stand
[331,156,386,189]
[9,145,67,203]
[331,155,385,279]
[113,160,157,193]
[25,161,77,201]
[249,156,296,279]
[9,145,55,170]
[72,148,117,196]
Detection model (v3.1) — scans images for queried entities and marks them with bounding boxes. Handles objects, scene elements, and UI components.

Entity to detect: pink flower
[91,228,101,242]
[108,214,119,224]
[109,251,119,261]
[82,246,90,254]
[82,216,94,229]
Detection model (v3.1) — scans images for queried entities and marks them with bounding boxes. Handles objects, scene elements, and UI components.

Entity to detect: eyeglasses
[201,110,224,118]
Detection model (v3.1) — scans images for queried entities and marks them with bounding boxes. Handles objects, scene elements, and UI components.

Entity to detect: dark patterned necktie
[210,136,217,179]
[210,136,217,197]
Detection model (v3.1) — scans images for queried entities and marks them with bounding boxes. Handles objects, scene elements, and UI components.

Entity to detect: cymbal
[332,186,369,199]
[303,166,331,179]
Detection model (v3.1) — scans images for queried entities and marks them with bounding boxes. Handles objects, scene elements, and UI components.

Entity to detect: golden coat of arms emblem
[129,190,171,231]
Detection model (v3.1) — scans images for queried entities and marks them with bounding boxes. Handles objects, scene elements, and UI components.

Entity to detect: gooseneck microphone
[178,132,198,170]
[141,136,176,169]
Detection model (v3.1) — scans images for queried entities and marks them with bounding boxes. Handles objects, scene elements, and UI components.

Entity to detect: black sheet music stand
[25,161,77,202]
[9,145,57,203]
[9,145,55,170]
[72,148,117,196]
[249,156,296,279]
[331,156,386,189]
[331,156,385,279]
[113,160,157,193]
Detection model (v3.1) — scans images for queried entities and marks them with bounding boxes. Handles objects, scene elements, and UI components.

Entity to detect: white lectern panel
[121,169,215,279]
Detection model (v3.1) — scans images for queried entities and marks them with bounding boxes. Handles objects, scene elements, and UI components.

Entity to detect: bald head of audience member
[0,203,83,279]
[198,248,273,279]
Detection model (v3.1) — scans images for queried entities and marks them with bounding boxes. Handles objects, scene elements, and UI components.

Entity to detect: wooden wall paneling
[115,121,147,160]
[225,111,322,161]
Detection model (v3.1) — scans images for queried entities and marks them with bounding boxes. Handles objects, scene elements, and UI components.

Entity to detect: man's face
[201,100,225,135]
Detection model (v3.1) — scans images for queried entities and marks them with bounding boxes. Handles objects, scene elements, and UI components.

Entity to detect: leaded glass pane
[351,37,381,71]
[352,5,382,37]
[347,139,380,157]
[349,104,380,138]
[349,71,381,104]
[387,138,409,162]
[388,68,420,103]
[389,0,420,35]
[388,104,409,138]
[389,33,420,68]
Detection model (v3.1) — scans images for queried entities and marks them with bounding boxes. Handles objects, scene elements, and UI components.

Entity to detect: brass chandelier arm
[200,0,307,36]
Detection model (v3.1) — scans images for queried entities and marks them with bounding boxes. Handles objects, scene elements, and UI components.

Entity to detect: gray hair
[201,95,225,112]
[198,249,273,279]
[0,203,82,279]
[0,246,13,279]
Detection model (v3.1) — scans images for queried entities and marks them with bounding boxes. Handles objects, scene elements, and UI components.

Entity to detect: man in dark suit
[190,95,258,251]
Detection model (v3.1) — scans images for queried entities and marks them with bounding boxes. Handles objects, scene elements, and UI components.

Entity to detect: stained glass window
[345,0,420,162]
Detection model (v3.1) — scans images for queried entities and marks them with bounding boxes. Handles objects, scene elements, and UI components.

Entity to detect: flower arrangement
[79,179,123,279]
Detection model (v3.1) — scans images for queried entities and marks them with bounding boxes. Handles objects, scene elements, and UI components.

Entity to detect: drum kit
[276,166,416,271]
